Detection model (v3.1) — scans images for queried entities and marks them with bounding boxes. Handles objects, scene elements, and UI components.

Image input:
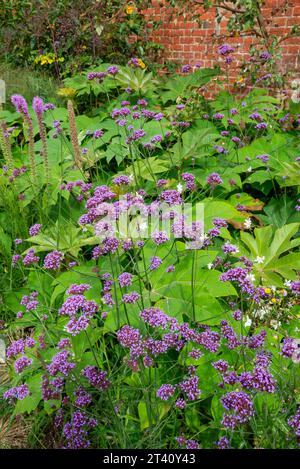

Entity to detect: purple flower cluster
[216,436,230,449]
[20,291,39,312]
[43,250,64,270]
[14,355,33,374]
[3,384,30,401]
[157,384,176,400]
[150,256,162,271]
[220,267,256,298]
[122,291,140,304]
[281,337,298,358]
[66,284,91,295]
[151,230,169,245]
[11,94,29,115]
[160,190,182,205]
[113,175,131,186]
[87,71,106,82]
[179,375,200,401]
[7,336,35,358]
[181,172,196,191]
[218,44,234,56]
[118,272,133,287]
[140,307,177,330]
[42,375,64,400]
[63,410,97,449]
[74,386,92,407]
[82,366,110,390]
[221,391,254,429]
[59,286,98,335]
[288,407,300,446]
[47,350,75,376]
[22,249,40,266]
[206,172,223,186]
[29,224,42,236]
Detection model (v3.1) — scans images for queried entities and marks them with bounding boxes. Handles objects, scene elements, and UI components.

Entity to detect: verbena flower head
[82,366,110,390]
[118,272,133,287]
[29,224,42,236]
[221,391,254,429]
[43,250,64,270]
[218,44,234,56]
[122,291,140,304]
[3,384,30,401]
[157,383,176,400]
[22,249,40,266]
[206,172,223,186]
[66,284,91,295]
[150,256,162,271]
[216,436,230,449]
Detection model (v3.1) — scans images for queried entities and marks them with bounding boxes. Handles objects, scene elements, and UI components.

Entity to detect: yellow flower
[236,77,245,84]
[271,298,276,303]
[137,58,146,69]
[125,5,135,15]
[264,288,271,294]
[58,57,65,63]
[57,87,77,98]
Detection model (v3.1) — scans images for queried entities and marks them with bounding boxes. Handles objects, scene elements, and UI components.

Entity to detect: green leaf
[14,373,42,414]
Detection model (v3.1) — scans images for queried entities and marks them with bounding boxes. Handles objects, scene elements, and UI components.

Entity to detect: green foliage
[0,58,299,451]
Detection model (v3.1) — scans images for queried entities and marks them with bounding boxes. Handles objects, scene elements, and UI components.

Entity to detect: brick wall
[144,0,300,84]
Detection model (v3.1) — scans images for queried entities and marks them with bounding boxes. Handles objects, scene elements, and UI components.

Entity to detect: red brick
[293,6,300,15]
[144,0,299,81]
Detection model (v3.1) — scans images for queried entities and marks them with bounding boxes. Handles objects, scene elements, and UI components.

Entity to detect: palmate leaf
[258,196,300,228]
[203,199,248,229]
[239,223,300,286]
[23,222,99,257]
[148,249,236,324]
[125,157,170,181]
[114,68,158,94]
[160,67,220,103]
[275,161,300,187]
[169,125,219,164]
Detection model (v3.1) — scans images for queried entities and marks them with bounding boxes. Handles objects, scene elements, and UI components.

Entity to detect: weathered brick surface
[143,0,300,82]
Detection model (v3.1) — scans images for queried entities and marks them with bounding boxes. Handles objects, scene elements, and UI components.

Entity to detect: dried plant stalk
[0,120,13,169]
[24,115,38,186]
[67,100,82,170]
[36,114,49,184]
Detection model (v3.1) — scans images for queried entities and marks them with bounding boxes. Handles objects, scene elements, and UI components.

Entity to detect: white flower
[244,316,252,327]
[291,79,300,90]
[128,174,134,182]
[254,306,269,319]
[243,218,252,229]
[284,279,292,288]
[271,285,276,292]
[291,90,300,104]
[270,319,281,330]
[199,233,209,243]
[292,339,300,364]
[177,183,183,194]
[207,263,213,270]
[247,166,252,172]
[135,192,144,201]
[139,222,148,231]
[254,255,265,264]
[246,273,255,282]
